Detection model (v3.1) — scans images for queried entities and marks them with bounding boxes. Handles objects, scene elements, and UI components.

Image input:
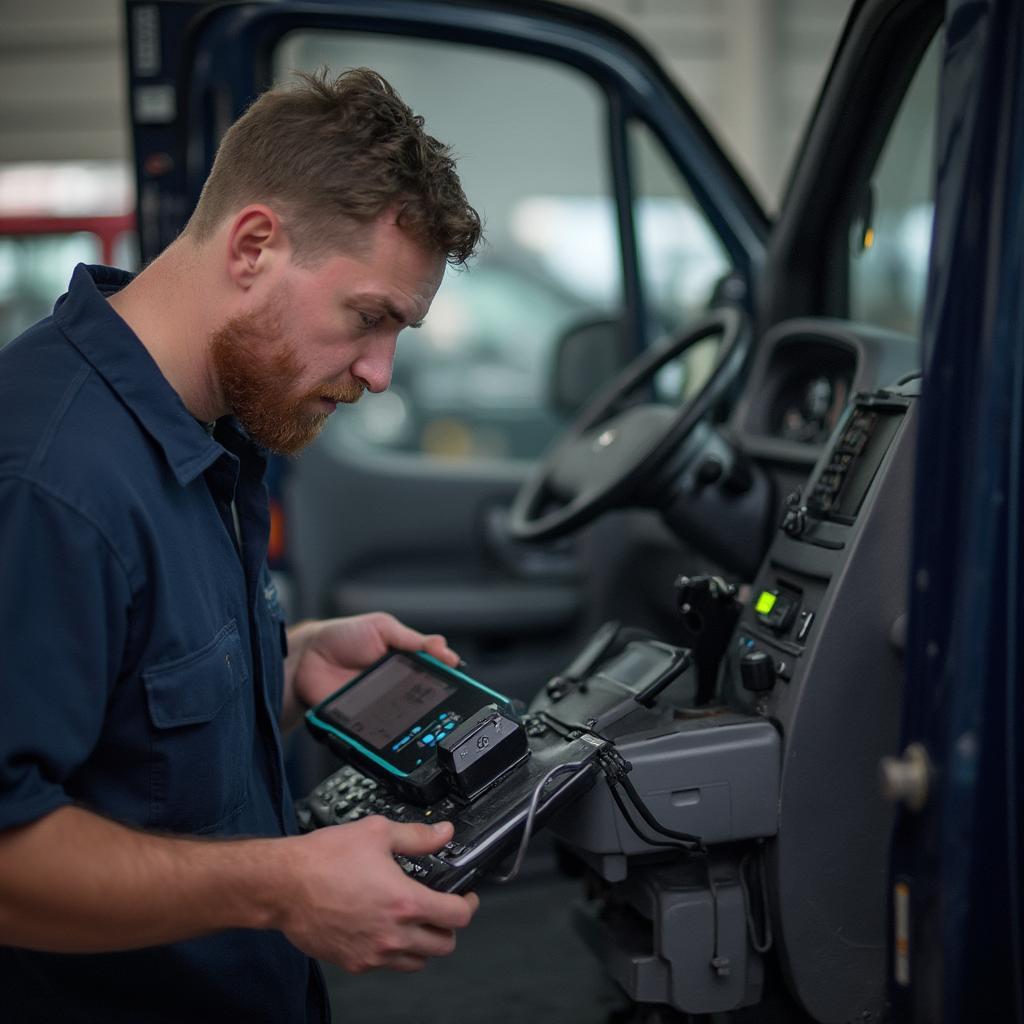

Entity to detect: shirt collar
[53,263,263,487]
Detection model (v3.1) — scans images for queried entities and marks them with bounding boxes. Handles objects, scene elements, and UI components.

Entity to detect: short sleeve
[0,477,131,831]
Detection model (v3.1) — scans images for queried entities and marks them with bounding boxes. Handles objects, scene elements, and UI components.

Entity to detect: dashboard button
[754,590,797,632]
[741,650,776,692]
[796,610,815,642]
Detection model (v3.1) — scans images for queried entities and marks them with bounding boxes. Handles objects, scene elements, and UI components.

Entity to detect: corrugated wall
[0,0,128,163]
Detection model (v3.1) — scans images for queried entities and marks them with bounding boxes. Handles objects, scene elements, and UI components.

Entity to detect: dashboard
[714,316,921,1018]
[559,315,925,1021]
[730,318,919,467]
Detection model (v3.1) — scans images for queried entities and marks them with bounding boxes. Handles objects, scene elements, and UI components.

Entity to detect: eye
[357,311,381,330]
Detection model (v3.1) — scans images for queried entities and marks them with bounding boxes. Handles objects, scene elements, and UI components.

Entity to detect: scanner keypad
[295,765,461,883]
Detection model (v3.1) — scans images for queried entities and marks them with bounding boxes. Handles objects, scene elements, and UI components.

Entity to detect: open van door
[888,0,1024,1016]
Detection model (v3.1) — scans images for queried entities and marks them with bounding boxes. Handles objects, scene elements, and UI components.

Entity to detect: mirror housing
[549,316,626,417]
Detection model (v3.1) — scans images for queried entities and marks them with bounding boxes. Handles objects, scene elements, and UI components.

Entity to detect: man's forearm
[0,805,285,953]
[0,804,479,974]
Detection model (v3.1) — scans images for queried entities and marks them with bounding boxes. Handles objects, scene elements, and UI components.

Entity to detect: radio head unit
[806,396,907,522]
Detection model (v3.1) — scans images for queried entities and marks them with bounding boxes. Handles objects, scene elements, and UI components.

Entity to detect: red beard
[210,294,363,455]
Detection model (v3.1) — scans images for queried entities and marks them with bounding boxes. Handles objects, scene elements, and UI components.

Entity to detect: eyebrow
[397,307,425,329]
[354,294,424,329]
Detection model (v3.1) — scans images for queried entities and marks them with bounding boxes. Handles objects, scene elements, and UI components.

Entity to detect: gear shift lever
[674,575,741,704]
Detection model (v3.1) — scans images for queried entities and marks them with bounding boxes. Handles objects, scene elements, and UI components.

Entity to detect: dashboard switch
[754,589,798,633]
[782,490,807,537]
[741,650,776,692]
[796,610,815,642]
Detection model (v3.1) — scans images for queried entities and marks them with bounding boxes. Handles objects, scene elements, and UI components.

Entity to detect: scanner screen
[321,656,456,751]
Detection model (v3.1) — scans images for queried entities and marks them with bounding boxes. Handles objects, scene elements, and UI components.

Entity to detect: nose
[351,333,397,394]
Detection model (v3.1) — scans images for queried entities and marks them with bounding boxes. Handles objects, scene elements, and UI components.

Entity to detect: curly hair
[185,68,481,266]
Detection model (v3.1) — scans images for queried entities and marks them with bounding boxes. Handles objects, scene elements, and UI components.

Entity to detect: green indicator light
[755,591,777,615]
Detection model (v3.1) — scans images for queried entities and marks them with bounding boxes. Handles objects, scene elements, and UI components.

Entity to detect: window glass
[274,33,622,461]
[628,120,732,402]
[0,232,101,347]
[848,33,941,334]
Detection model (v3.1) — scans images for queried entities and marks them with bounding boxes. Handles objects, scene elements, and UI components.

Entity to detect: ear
[224,204,289,291]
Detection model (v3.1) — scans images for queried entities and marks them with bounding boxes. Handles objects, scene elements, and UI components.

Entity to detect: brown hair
[185,67,481,266]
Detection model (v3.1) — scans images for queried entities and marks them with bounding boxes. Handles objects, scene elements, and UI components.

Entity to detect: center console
[540,378,919,1020]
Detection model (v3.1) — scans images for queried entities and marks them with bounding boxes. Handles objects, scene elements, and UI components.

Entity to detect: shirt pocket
[142,620,250,834]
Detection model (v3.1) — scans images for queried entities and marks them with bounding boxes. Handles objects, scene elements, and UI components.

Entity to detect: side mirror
[549,316,626,417]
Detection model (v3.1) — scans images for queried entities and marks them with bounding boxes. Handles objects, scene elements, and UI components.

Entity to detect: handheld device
[305,651,516,804]
[298,650,607,892]
[296,638,709,894]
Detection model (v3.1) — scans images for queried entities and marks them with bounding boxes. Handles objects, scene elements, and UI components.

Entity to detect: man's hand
[282,612,459,730]
[275,818,478,972]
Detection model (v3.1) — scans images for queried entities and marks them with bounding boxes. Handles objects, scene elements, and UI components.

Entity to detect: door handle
[879,742,931,812]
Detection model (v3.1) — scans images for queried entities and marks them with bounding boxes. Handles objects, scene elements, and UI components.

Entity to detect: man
[0,68,483,1022]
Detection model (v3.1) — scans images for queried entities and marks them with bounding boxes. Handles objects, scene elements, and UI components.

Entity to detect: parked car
[126,0,1022,1019]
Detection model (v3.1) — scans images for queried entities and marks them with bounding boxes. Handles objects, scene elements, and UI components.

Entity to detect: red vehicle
[0,212,137,345]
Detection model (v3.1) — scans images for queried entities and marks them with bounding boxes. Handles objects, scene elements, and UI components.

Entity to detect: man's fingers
[400,887,479,931]
[389,820,454,857]
[419,633,460,667]
[370,614,460,667]
[404,924,458,959]
[383,953,428,973]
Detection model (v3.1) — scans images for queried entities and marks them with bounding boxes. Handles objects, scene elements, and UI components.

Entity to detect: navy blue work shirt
[0,265,329,1023]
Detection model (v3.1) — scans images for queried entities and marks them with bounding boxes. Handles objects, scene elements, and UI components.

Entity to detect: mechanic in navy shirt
[0,69,482,1022]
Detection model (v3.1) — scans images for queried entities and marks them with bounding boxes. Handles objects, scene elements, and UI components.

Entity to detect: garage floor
[320,845,629,1024]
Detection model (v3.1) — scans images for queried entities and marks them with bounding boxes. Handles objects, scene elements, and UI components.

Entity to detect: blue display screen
[315,653,497,774]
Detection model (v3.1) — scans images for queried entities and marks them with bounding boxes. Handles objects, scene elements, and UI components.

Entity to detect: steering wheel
[507,307,749,543]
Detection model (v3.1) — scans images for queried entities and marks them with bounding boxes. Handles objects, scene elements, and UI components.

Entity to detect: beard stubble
[210,292,364,455]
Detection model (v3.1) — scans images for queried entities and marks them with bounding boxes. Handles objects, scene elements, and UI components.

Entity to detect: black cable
[739,846,773,954]
[704,860,731,976]
[491,760,588,884]
[616,770,705,850]
[596,752,729,976]
[606,778,693,852]
[596,749,705,853]
[601,767,726,976]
